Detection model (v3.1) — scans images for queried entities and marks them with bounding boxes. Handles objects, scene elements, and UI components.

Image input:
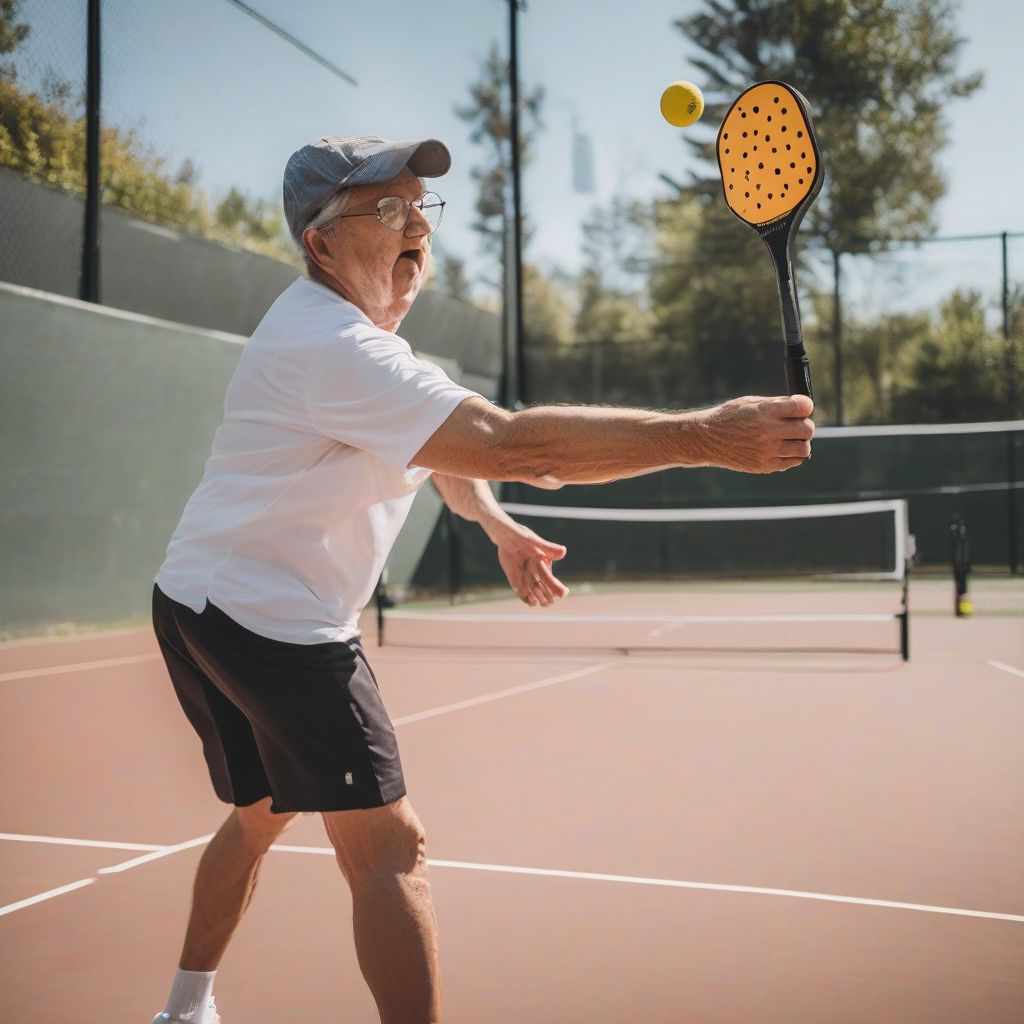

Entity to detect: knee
[324,797,428,885]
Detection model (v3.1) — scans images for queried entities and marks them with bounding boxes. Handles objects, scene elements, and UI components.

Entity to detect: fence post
[832,248,844,425]
[79,0,102,303]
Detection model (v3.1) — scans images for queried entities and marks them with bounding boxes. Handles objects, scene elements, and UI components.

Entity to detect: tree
[889,290,1014,422]
[650,0,985,418]
[0,0,29,79]
[679,0,982,250]
[454,41,543,280]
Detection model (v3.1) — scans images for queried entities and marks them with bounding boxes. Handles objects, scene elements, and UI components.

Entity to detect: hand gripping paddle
[716,82,824,398]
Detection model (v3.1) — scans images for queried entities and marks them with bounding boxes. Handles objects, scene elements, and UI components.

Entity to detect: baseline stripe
[0,653,161,682]
[0,832,161,851]
[988,660,1024,680]
[426,860,1024,923]
[2,834,1020,923]
[392,661,616,726]
[0,878,96,917]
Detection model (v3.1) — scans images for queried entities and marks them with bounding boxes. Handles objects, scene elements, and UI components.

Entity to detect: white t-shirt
[155,277,479,644]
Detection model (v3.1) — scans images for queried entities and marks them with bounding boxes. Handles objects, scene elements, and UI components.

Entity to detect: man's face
[304,170,433,330]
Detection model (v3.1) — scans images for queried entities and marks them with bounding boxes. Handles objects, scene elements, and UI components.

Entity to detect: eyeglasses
[321,192,445,234]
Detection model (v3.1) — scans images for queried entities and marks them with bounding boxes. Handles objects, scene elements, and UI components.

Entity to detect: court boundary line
[0,653,162,683]
[988,660,1024,680]
[392,660,617,726]
[1,832,1021,924]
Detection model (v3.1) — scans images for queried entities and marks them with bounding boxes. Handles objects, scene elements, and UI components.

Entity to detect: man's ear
[302,226,331,272]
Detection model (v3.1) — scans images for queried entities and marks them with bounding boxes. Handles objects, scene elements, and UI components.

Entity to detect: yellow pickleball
[660,80,704,127]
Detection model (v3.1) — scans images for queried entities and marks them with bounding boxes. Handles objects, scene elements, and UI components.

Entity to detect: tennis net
[381,499,911,658]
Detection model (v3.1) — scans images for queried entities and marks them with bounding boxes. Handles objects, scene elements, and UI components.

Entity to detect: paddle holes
[790,162,796,168]
[781,125,787,132]
[775,168,781,175]
[781,107,787,114]
[758,162,764,169]
[797,130,803,137]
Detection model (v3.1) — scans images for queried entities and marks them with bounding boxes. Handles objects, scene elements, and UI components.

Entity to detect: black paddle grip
[785,352,813,399]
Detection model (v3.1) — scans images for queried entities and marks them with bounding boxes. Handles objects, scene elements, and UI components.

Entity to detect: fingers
[535,557,569,598]
[517,557,568,607]
[774,394,814,418]
[535,539,568,561]
[779,438,811,458]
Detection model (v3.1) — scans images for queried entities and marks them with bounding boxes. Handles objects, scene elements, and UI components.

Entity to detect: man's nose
[405,204,432,236]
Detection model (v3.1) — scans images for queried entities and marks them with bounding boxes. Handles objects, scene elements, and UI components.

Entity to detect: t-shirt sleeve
[305,323,481,469]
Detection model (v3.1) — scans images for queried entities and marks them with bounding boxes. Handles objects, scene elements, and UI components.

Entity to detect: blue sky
[11,0,1022,313]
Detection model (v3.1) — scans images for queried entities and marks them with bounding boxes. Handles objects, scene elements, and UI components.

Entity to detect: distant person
[149,134,813,1024]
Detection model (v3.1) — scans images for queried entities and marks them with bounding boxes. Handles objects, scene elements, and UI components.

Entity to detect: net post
[1008,430,1020,575]
[375,569,388,648]
[442,506,462,605]
[898,499,911,660]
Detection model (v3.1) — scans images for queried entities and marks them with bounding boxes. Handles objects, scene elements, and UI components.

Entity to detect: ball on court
[660,80,704,127]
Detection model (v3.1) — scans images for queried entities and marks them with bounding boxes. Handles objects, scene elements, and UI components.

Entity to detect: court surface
[1,577,1022,1023]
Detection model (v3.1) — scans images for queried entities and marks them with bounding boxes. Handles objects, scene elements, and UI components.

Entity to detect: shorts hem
[269,785,407,815]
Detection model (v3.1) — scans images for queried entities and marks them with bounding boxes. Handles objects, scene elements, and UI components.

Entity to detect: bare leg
[323,797,442,1024]
[178,797,298,970]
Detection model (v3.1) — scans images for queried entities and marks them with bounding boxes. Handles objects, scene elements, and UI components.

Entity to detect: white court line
[3,833,1021,924]
[989,660,1024,680]
[0,653,161,682]
[97,834,214,874]
[390,612,895,624]
[0,832,161,851]
[392,661,616,726]
[0,878,96,917]
[426,859,1024,924]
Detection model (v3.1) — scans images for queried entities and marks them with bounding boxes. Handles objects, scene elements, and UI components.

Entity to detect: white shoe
[150,996,220,1024]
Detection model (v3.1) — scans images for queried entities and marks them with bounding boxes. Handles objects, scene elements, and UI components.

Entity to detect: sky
[10,0,1023,314]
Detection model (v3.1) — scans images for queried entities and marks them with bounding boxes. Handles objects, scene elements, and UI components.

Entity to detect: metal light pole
[508,0,527,406]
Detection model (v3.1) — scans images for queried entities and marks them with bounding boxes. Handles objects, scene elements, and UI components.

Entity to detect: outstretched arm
[412,395,814,488]
[431,473,568,608]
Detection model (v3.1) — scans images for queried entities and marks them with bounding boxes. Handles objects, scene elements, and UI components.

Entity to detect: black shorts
[152,584,406,814]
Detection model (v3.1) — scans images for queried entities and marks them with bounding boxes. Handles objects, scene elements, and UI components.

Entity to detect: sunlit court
[1,1,1022,1022]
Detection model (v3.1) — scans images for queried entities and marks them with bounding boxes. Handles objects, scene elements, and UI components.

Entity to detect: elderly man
[149,135,813,1024]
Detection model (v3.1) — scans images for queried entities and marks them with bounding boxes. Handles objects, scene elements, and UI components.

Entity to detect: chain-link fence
[0,0,88,297]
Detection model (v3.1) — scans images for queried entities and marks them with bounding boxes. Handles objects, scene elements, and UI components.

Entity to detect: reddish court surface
[1,578,1022,1023]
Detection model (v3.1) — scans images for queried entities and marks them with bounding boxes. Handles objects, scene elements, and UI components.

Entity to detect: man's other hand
[493,522,569,607]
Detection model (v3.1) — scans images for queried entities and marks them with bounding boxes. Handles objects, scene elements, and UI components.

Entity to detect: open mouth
[397,249,422,270]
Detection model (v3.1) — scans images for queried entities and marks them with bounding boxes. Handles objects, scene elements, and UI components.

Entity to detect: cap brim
[343,138,451,189]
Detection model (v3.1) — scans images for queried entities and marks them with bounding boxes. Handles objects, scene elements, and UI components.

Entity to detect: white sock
[163,969,216,1022]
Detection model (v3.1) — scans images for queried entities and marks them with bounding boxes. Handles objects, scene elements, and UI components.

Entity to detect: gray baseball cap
[283,135,451,246]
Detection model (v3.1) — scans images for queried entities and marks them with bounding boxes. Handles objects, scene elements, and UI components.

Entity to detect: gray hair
[300,188,356,275]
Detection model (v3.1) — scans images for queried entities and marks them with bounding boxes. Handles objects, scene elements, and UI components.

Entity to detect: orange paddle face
[714,81,824,398]
[716,82,822,227]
